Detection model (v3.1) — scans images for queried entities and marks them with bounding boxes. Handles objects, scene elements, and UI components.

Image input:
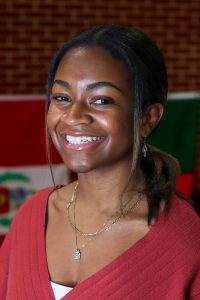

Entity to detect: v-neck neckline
[40,186,172,299]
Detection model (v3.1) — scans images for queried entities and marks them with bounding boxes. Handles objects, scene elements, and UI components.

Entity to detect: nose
[60,102,93,126]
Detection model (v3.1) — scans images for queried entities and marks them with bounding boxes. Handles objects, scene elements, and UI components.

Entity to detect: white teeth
[65,135,102,144]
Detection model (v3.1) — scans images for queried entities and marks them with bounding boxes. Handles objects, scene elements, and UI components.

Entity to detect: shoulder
[11,186,58,225]
[165,193,200,253]
[170,193,200,226]
[152,193,200,292]
[19,186,55,210]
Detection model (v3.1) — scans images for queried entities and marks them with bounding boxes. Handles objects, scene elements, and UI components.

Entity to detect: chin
[69,166,95,174]
[64,159,95,174]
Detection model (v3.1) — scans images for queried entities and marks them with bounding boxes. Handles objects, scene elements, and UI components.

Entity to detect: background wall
[0,0,200,94]
[0,0,199,198]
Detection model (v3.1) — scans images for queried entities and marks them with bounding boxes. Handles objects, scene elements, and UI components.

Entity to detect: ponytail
[140,145,181,224]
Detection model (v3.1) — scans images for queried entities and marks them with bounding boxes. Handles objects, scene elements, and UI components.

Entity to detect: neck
[75,162,145,214]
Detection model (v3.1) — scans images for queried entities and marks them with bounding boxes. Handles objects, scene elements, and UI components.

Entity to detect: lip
[59,133,106,151]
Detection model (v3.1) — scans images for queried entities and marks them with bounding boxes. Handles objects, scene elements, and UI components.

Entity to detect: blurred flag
[0,95,67,239]
[149,92,200,199]
[0,93,200,244]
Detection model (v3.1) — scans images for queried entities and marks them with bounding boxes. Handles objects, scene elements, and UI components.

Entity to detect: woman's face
[47,46,134,173]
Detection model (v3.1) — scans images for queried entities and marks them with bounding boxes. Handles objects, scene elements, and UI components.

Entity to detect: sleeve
[0,188,50,299]
[0,225,13,298]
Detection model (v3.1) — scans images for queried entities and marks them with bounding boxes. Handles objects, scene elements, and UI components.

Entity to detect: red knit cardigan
[1,187,200,299]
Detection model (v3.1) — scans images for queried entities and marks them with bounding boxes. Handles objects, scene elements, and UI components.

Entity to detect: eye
[93,97,114,105]
[51,95,71,103]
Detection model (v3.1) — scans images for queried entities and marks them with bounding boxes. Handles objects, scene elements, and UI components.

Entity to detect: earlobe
[140,103,164,137]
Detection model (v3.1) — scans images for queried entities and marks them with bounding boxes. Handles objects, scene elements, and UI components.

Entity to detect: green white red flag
[0,93,200,241]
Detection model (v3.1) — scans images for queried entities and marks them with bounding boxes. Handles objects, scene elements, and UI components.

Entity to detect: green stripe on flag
[0,173,30,184]
[149,96,200,172]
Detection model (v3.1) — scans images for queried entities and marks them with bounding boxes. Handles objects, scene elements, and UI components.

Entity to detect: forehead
[54,46,130,82]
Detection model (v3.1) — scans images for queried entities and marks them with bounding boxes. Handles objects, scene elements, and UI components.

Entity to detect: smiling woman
[47,46,134,173]
[1,24,200,300]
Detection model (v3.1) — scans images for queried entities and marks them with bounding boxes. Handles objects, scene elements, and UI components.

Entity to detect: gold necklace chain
[66,182,142,238]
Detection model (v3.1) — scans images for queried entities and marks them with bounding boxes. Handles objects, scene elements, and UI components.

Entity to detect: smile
[65,135,104,144]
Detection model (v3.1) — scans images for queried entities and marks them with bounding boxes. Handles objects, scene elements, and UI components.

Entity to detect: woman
[1,24,200,299]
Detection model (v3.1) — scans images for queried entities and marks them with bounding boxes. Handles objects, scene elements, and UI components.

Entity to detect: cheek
[46,104,61,131]
[97,111,133,136]
[46,108,62,152]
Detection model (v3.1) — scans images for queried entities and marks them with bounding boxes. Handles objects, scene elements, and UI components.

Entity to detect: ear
[140,103,164,137]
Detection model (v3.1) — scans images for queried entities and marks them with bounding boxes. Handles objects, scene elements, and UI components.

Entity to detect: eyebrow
[53,79,124,94]
[86,81,124,94]
[53,79,70,89]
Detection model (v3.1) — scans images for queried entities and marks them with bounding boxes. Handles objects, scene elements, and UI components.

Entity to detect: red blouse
[1,187,200,299]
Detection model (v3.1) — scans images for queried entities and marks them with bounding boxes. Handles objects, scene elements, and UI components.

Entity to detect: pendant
[73,249,81,260]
